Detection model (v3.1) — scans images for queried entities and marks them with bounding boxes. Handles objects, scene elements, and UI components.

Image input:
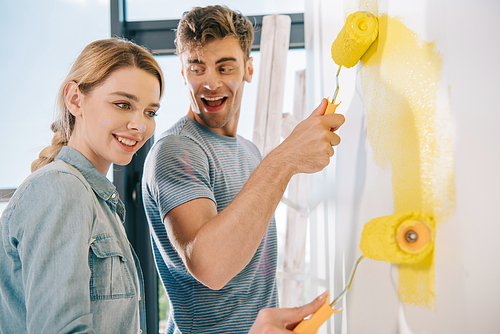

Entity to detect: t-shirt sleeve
[144,134,215,220]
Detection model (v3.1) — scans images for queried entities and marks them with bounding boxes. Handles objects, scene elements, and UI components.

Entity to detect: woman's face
[67,67,161,174]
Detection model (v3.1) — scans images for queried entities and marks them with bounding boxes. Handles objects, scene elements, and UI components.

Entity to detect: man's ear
[181,68,187,85]
[245,56,254,83]
[64,81,83,116]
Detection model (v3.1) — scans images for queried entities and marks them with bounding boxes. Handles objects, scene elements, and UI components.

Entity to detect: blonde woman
[0,38,163,333]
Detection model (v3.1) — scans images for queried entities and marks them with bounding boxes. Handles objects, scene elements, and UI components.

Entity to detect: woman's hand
[248,291,330,333]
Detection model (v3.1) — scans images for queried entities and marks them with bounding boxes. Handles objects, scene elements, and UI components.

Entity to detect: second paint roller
[360,211,436,264]
[292,210,435,333]
[325,11,379,114]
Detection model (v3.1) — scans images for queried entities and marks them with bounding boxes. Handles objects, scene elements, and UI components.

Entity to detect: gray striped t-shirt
[142,116,278,333]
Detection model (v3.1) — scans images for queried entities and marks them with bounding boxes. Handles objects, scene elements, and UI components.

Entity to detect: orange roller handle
[293,294,342,334]
[325,100,341,115]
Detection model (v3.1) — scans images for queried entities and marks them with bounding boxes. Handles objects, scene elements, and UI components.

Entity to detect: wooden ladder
[252,14,309,308]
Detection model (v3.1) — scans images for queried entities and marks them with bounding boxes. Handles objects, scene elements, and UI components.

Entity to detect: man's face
[181,36,253,137]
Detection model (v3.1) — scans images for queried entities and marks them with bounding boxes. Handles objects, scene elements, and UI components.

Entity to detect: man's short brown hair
[175,5,254,60]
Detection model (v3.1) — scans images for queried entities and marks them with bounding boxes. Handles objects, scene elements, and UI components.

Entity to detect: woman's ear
[64,81,83,117]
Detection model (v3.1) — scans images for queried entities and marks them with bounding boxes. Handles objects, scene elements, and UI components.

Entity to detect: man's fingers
[327,113,346,132]
[309,98,329,118]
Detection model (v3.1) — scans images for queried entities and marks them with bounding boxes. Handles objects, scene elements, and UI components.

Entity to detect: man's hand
[248,291,332,333]
[269,98,346,176]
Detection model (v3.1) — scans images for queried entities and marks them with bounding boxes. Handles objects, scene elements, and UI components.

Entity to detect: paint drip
[359,14,456,310]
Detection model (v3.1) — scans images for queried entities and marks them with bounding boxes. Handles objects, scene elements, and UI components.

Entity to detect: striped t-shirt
[142,116,278,333]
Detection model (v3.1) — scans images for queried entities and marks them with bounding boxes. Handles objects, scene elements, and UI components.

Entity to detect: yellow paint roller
[325,11,379,114]
[292,211,434,334]
[360,211,436,263]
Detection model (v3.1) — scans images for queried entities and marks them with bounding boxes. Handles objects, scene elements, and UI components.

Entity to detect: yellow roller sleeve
[360,211,435,264]
[331,11,379,68]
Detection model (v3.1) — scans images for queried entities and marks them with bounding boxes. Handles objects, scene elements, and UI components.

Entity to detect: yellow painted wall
[309,0,500,332]
[359,11,456,309]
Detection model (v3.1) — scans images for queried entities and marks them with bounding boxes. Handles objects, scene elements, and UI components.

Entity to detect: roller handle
[292,294,342,334]
[325,100,340,114]
[325,65,342,114]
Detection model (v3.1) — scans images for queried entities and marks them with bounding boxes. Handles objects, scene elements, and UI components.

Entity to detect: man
[142,5,345,333]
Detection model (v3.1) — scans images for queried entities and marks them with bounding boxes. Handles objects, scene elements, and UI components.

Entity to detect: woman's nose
[128,114,147,133]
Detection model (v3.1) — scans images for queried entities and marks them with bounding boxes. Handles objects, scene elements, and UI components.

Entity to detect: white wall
[306,0,500,333]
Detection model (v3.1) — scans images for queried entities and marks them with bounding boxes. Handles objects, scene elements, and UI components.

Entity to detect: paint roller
[360,210,436,263]
[292,211,435,334]
[325,11,379,114]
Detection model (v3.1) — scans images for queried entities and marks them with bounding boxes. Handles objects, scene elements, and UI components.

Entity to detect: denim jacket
[0,146,146,334]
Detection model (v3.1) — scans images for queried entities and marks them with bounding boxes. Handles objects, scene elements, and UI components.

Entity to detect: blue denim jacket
[0,146,146,334]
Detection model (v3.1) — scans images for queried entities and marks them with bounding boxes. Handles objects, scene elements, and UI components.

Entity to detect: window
[125,0,304,21]
[0,1,111,192]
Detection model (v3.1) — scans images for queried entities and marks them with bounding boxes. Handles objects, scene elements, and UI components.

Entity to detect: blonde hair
[31,38,164,172]
[175,5,254,60]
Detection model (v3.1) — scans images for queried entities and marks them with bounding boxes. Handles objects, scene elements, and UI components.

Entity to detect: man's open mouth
[202,96,228,108]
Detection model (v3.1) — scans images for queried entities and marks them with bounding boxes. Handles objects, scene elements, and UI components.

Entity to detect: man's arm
[164,99,345,289]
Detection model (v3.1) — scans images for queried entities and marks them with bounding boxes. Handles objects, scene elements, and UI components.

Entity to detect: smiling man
[182,36,251,136]
[142,5,345,333]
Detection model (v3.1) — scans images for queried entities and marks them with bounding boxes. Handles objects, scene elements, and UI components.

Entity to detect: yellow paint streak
[359,14,456,310]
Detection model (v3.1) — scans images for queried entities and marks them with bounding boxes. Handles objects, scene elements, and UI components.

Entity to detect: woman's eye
[116,102,130,110]
[145,110,158,117]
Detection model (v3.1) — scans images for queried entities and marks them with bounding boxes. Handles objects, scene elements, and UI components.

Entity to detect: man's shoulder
[145,117,208,170]
[155,116,208,146]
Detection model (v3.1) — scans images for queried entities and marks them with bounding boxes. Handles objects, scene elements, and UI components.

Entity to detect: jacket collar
[56,146,125,221]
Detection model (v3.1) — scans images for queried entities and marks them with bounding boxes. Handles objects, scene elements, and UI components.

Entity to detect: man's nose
[202,71,222,91]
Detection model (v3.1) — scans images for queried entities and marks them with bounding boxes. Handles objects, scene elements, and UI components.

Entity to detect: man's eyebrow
[187,57,238,65]
[216,57,237,64]
[187,59,205,65]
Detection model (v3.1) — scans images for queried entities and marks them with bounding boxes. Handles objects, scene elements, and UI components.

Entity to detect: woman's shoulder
[1,160,96,237]
[27,160,90,190]
[8,160,93,211]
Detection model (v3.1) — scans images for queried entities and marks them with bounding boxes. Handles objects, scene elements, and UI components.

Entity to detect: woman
[0,37,163,333]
